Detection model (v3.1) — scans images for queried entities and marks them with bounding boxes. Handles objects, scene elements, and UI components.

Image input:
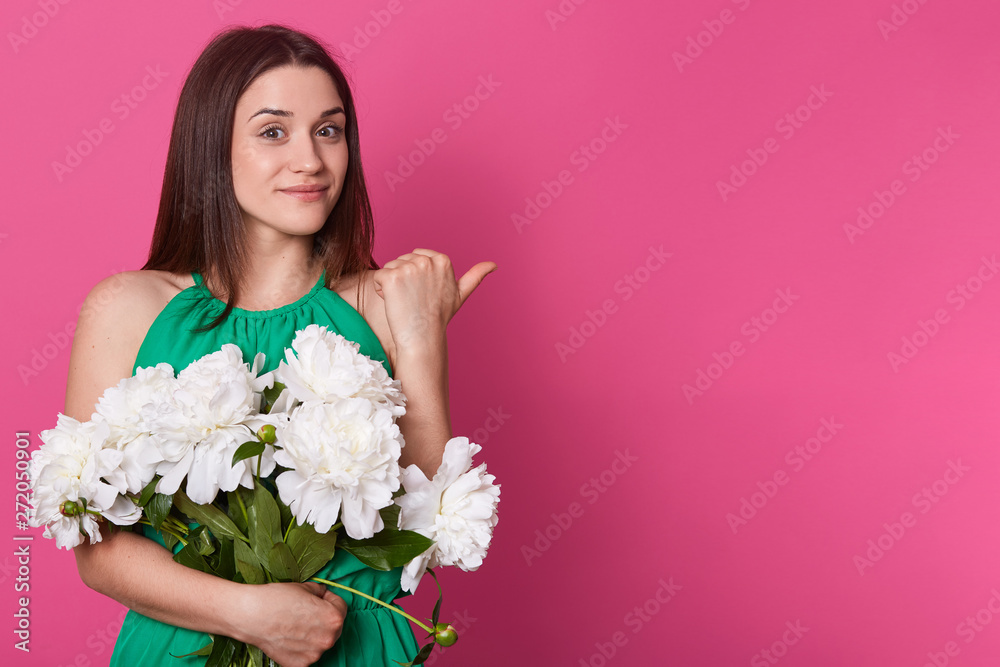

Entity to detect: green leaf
[192,525,216,557]
[174,539,211,573]
[147,493,174,530]
[248,483,282,566]
[137,476,160,507]
[234,539,265,585]
[428,568,443,626]
[248,645,264,667]
[174,489,247,543]
[226,489,250,535]
[261,381,286,412]
[338,529,434,571]
[210,535,236,581]
[268,542,300,582]
[205,635,238,667]
[232,440,266,467]
[393,641,435,666]
[379,503,401,530]
[171,640,214,659]
[287,522,338,582]
[278,496,293,535]
[162,531,179,551]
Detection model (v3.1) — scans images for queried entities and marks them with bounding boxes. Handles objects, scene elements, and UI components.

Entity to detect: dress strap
[191,271,203,286]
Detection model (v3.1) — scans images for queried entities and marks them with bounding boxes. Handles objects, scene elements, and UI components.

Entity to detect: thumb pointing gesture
[457,261,498,312]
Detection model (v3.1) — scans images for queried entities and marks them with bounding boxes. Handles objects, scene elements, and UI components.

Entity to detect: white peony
[151,345,276,504]
[274,397,402,538]
[274,324,406,417]
[92,362,178,494]
[29,414,142,549]
[395,437,501,594]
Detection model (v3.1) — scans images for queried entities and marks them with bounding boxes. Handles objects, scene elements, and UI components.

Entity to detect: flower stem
[165,515,191,535]
[235,491,249,527]
[309,577,432,634]
[137,519,188,547]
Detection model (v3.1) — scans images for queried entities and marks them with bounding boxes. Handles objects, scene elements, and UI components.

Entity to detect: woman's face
[231,65,349,240]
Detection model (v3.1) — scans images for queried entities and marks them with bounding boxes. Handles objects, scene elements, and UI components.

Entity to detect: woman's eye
[260,125,285,139]
[318,124,344,138]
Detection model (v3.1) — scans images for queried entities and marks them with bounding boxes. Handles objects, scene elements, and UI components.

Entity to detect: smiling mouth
[281,184,329,193]
[280,185,329,201]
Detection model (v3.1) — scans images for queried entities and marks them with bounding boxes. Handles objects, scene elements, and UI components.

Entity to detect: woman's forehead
[237,66,342,116]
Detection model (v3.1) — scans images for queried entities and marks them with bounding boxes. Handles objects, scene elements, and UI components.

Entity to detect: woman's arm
[65,273,346,667]
[365,250,496,479]
[393,327,452,478]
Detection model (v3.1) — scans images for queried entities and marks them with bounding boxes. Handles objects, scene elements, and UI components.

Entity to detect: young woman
[66,24,495,666]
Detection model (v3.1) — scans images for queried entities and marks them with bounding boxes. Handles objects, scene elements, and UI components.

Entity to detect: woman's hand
[235,581,348,667]
[371,249,496,353]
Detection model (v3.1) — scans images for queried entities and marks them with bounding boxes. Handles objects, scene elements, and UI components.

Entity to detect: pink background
[4,0,1000,665]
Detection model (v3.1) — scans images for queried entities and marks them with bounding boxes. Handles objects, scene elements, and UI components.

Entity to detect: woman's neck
[204,232,324,310]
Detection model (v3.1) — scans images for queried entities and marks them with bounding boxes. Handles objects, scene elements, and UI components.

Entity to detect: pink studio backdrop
[3,1,1000,665]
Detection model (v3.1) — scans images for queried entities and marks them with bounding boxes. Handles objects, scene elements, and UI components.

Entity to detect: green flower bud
[257,424,277,444]
[433,623,458,647]
[60,500,82,516]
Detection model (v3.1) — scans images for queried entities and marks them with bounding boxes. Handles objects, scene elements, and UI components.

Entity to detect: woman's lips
[280,185,328,202]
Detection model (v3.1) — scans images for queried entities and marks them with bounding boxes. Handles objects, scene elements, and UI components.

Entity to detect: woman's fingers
[300,581,329,597]
[240,582,348,667]
[457,261,498,309]
[371,249,496,349]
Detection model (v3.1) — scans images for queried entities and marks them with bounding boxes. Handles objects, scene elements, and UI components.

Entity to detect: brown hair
[143,23,376,330]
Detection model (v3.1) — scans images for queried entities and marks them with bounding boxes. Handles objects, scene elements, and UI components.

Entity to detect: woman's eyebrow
[247,107,345,122]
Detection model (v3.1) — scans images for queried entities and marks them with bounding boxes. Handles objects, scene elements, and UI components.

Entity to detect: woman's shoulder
[82,270,193,357]
[85,269,194,307]
[82,270,194,330]
[66,269,195,420]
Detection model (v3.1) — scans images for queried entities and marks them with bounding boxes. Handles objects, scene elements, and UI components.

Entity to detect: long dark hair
[143,23,376,330]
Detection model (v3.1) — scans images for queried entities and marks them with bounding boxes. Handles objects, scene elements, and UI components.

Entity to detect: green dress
[110,270,421,666]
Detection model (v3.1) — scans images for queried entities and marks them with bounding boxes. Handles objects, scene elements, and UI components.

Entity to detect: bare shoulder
[65,270,194,420]
[332,269,395,370]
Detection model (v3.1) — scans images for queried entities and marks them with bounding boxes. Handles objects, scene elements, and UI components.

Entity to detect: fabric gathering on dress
[109,270,421,666]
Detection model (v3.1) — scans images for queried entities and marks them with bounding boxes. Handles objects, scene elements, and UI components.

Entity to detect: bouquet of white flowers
[28,324,501,666]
